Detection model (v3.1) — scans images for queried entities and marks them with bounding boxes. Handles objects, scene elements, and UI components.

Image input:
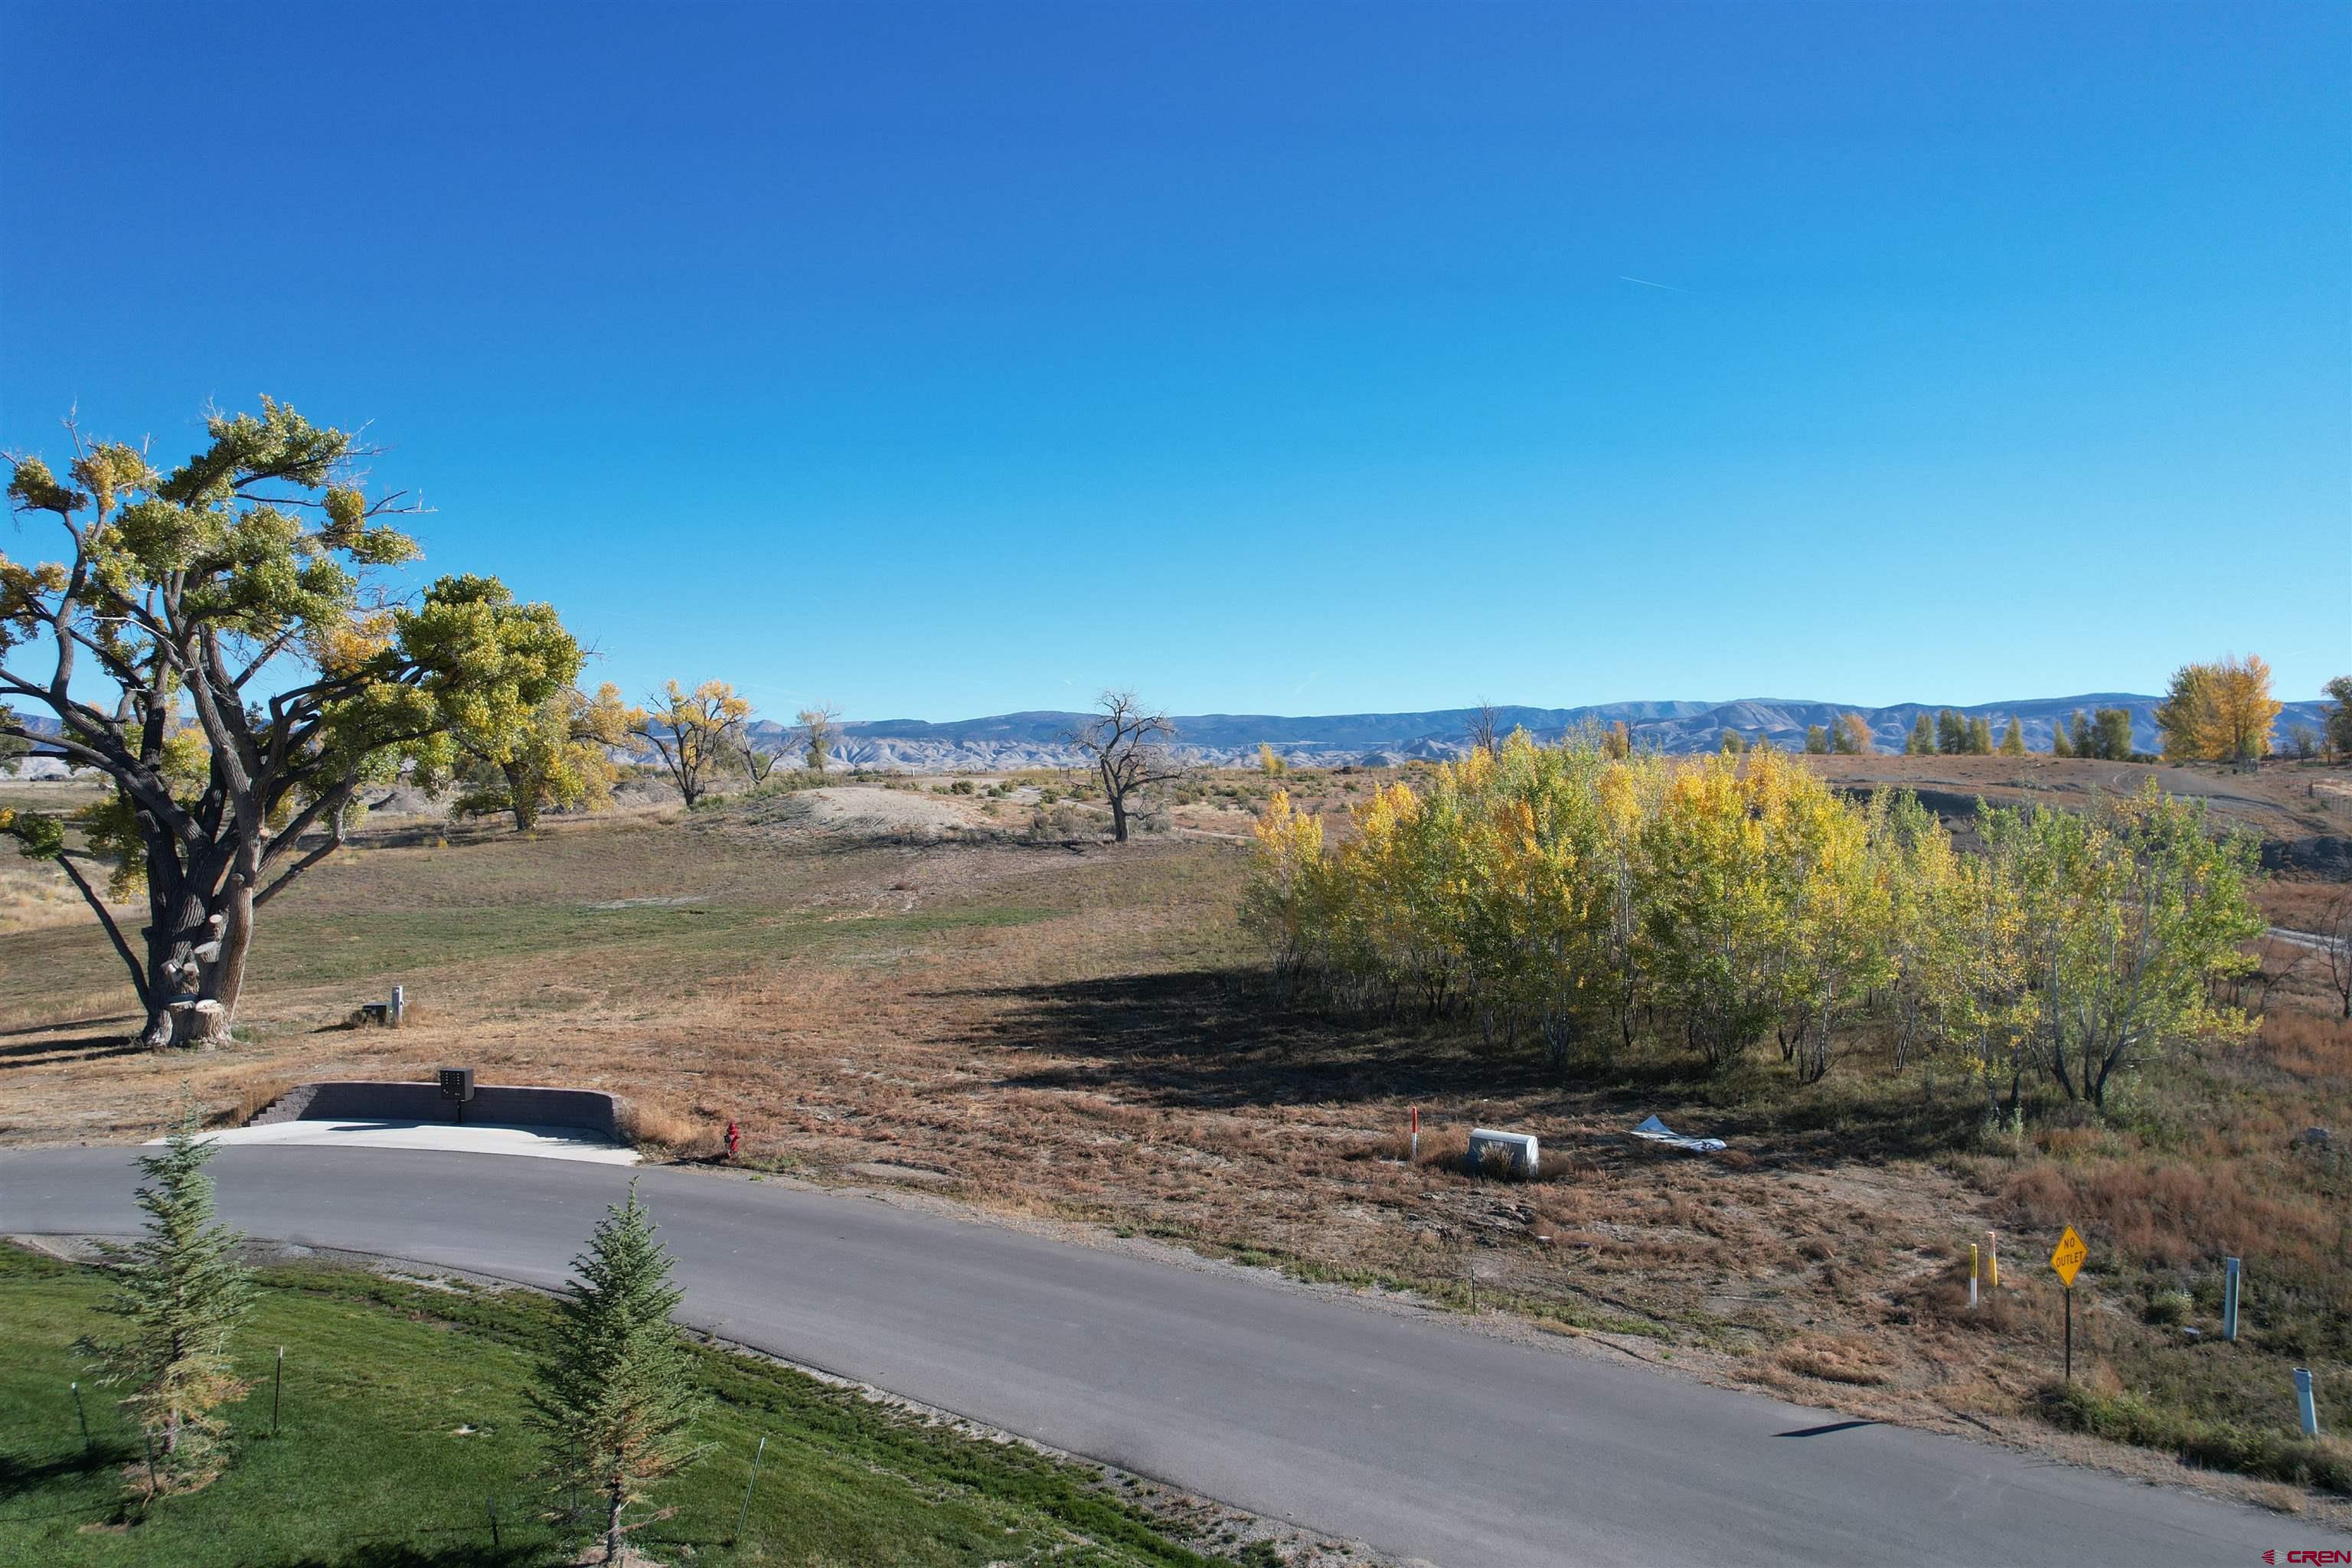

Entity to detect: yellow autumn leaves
[1246,732,2262,1102]
[2155,654,2283,763]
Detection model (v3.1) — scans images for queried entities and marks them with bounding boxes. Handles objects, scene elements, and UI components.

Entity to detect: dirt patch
[841,1160,959,1187]
[730,785,991,837]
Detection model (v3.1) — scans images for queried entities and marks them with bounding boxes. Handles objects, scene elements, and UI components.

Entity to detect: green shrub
[2034,1382,2351,1494]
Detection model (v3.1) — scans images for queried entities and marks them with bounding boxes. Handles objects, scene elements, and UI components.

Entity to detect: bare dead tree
[2239,932,2303,1017]
[1468,698,1501,757]
[2322,885,2352,1020]
[735,722,780,787]
[1065,689,1183,843]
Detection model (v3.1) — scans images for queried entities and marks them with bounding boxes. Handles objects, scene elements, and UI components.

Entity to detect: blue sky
[4,1,2346,722]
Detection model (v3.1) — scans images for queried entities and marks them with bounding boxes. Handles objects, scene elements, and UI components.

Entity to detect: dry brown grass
[619,1099,717,1158]
[2262,1008,2352,1077]
[1777,1334,1896,1387]
[0,860,97,934]
[2258,877,2349,935]
[1981,1011,2350,1272]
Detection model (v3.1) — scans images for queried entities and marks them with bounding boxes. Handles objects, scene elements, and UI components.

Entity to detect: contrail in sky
[1618,275,1690,292]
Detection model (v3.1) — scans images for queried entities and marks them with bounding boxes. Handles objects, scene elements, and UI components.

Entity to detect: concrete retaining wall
[251,1080,623,1139]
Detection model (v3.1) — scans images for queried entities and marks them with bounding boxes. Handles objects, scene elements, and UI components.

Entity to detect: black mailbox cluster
[438,1067,475,1102]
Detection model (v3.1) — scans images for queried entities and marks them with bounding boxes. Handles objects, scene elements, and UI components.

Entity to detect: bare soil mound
[733,785,986,837]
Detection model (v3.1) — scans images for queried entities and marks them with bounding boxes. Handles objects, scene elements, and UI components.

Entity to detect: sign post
[2050,1226,2088,1382]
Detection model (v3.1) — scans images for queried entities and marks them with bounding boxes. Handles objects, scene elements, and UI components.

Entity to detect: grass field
[3,756,2349,1517]
[0,1243,1259,1567]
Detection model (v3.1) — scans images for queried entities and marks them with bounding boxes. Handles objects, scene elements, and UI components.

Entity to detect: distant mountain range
[13,694,2335,775]
[746,694,2334,771]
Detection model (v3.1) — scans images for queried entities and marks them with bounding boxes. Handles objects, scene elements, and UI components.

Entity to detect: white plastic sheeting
[1630,1115,1726,1154]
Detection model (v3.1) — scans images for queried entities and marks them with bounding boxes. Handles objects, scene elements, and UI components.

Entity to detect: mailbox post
[439,1067,475,1124]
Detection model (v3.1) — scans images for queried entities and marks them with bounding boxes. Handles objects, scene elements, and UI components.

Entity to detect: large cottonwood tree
[2,401,580,1047]
[2155,654,2283,763]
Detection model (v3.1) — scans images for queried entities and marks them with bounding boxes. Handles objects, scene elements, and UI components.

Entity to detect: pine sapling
[530,1181,708,1563]
[77,1109,254,1491]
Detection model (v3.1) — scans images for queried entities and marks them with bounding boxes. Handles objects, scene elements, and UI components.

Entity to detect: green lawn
[0,1246,1223,1567]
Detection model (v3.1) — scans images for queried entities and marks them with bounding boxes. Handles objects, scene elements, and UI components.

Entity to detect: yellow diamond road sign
[2050,1226,2087,1289]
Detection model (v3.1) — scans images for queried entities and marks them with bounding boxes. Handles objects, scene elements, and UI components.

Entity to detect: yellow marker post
[1986,1230,1999,1290]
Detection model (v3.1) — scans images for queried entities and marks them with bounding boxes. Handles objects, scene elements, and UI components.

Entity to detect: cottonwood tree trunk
[135,833,258,1050]
[505,758,543,831]
[121,791,360,1050]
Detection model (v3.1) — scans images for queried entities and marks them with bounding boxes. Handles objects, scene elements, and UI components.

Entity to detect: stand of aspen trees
[1244,734,2263,1109]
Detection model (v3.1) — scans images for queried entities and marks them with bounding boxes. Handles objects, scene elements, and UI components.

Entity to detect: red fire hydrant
[724,1120,741,1161]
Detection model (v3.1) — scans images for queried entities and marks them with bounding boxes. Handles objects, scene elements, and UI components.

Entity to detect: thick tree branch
[259,784,348,872]
[253,828,345,910]
[0,714,198,841]
[254,782,381,907]
[232,625,307,689]
[2,659,124,748]
[64,625,150,694]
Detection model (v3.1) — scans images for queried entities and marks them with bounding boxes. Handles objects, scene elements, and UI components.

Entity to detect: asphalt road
[2,1145,2334,1567]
